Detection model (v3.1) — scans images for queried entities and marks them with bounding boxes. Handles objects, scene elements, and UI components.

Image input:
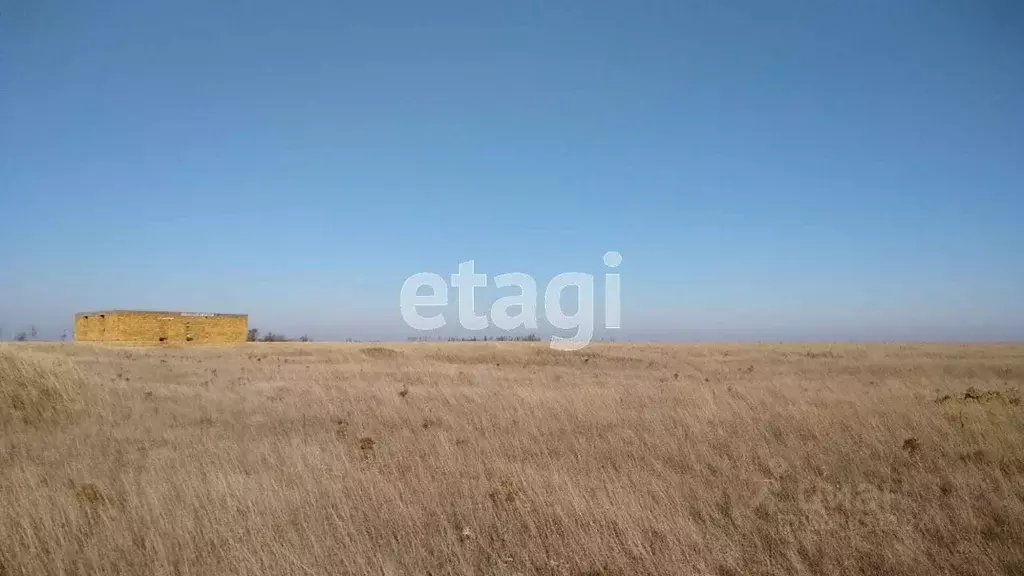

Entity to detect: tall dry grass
[1,342,1022,575]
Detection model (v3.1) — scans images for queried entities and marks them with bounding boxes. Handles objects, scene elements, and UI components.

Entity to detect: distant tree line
[247,328,312,343]
[404,334,543,342]
[2,325,39,342]
[446,334,541,342]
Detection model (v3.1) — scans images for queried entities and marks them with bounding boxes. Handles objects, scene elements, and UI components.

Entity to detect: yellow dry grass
[1,342,1023,575]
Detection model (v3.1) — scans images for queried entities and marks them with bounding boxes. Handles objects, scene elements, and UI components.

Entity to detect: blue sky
[1,0,1022,341]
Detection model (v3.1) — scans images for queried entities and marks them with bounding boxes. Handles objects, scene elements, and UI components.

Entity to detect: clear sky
[2,0,1022,342]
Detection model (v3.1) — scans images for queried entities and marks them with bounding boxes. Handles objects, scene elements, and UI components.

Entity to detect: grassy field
[1,342,1023,576]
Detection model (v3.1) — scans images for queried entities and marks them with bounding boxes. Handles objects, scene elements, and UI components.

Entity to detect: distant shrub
[361,347,401,359]
[248,328,293,342]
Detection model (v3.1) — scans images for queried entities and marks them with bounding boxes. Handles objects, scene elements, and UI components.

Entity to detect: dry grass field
[1,342,1023,576]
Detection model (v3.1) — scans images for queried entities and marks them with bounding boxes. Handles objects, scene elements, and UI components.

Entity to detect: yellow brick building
[74,310,248,344]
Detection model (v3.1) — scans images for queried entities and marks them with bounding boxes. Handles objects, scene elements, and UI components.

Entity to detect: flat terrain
[1,342,1023,576]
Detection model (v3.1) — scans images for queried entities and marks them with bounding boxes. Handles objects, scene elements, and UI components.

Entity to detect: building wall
[74,311,248,344]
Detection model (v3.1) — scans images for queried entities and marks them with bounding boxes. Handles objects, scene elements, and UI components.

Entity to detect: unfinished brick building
[74,310,248,344]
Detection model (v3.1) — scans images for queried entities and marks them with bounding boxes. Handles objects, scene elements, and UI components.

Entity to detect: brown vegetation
[1,342,1023,575]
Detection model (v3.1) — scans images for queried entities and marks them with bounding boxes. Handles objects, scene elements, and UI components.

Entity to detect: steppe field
[1,342,1023,576]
